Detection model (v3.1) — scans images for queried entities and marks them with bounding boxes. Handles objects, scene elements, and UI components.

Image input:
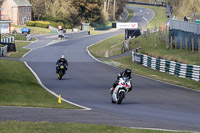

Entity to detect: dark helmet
[125,68,131,76]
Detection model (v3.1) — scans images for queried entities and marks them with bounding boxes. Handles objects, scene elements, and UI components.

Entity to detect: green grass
[125,8,135,22]
[0,121,190,133]
[128,4,168,29]
[9,34,26,41]
[12,25,51,34]
[88,34,124,58]
[0,59,79,109]
[8,41,30,58]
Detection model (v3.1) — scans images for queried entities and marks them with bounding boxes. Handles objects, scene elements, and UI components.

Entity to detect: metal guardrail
[0,45,8,56]
[132,51,200,82]
[169,19,200,35]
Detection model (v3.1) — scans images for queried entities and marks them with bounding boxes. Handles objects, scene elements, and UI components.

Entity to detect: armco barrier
[132,51,200,82]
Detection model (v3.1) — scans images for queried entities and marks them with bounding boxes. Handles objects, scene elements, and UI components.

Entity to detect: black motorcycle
[56,62,67,80]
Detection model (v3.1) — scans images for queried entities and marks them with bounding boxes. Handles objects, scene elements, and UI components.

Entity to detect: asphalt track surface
[1,6,200,132]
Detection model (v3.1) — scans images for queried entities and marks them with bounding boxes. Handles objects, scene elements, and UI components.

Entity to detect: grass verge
[0,59,79,109]
[0,121,190,133]
[88,34,124,58]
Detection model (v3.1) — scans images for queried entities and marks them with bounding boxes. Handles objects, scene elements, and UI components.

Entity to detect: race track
[2,6,200,132]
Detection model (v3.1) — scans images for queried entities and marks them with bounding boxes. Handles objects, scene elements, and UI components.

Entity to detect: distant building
[1,0,32,25]
[0,8,12,33]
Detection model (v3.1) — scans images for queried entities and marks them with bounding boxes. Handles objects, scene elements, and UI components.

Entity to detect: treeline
[28,0,127,28]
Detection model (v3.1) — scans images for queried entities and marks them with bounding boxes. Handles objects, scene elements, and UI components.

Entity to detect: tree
[72,0,102,23]
[29,0,46,20]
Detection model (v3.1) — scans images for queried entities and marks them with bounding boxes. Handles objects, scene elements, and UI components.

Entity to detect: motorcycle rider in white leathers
[110,68,132,94]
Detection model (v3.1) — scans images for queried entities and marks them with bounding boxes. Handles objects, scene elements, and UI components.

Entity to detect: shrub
[35,21,50,28]
[49,21,65,29]
[26,21,36,27]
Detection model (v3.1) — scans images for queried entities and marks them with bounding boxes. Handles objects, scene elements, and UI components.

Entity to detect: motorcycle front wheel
[117,91,125,104]
[58,71,63,80]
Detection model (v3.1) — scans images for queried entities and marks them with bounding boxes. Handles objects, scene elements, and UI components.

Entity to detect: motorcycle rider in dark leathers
[110,68,132,94]
[56,55,68,74]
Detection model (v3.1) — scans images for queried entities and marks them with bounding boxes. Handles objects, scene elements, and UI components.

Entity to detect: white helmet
[60,55,65,59]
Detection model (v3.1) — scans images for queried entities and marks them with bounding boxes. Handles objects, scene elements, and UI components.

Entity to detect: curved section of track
[14,6,200,132]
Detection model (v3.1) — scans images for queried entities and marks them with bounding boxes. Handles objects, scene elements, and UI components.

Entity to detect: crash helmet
[124,68,132,76]
[60,55,65,59]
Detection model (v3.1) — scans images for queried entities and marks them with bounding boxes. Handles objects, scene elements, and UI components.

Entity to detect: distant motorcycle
[111,77,131,104]
[56,62,67,80]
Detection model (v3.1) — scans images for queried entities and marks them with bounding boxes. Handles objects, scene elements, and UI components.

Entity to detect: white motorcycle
[111,77,131,104]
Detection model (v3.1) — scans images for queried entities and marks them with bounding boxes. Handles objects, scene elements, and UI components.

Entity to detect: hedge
[26,21,73,29]
[26,21,50,28]
[35,21,50,28]
[26,21,36,27]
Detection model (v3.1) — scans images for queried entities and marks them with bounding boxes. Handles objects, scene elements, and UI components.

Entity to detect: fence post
[199,38,200,54]
[192,38,194,52]
[175,36,177,49]
[185,37,188,51]
[180,37,182,50]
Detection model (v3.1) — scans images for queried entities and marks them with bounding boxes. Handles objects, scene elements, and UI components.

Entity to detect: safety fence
[169,19,200,35]
[0,45,8,56]
[132,51,200,82]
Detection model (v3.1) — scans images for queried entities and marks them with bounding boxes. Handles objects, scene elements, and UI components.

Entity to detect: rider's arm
[116,72,122,80]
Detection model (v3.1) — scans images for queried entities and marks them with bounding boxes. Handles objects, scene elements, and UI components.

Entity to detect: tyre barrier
[132,51,200,82]
[1,36,15,43]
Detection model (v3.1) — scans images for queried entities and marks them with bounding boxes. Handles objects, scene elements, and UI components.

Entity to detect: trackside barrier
[132,51,200,82]
[0,45,8,56]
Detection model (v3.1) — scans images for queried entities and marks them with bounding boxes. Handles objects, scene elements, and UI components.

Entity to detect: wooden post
[171,36,173,49]
[185,37,188,51]
[180,37,182,50]
[199,38,200,54]
[192,38,194,52]
[175,36,177,49]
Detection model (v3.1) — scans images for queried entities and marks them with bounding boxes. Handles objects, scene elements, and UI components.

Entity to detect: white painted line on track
[131,127,191,133]
[24,61,91,111]
[22,49,32,58]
